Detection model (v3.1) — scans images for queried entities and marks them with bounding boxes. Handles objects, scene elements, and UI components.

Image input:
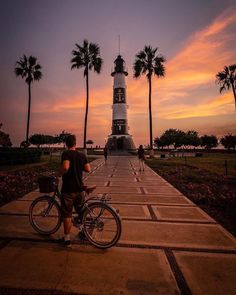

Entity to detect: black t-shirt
[61,150,88,193]
[138,148,145,159]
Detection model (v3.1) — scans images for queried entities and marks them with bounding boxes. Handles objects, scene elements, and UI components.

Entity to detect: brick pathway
[0,156,236,295]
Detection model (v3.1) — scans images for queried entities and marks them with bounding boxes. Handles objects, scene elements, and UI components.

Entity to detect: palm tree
[15,55,42,142]
[133,46,166,152]
[216,64,236,111]
[71,39,103,149]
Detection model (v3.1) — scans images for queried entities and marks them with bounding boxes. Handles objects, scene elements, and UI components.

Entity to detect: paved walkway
[0,156,236,295]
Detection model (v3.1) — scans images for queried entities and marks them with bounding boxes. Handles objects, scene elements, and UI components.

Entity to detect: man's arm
[84,163,91,173]
[59,160,70,176]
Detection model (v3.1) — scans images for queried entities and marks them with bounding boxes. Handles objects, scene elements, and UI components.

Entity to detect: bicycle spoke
[29,196,61,235]
[82,203,121,248]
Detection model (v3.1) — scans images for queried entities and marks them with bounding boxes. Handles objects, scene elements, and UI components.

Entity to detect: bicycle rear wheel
[29,195,62,235]
[82,202,121,249]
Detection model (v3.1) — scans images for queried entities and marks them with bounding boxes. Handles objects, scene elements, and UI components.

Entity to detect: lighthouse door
[117,138,123,150]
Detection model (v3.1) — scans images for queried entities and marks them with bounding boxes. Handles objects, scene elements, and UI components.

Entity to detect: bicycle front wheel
[29,195,62,235]
[82,202,122,249]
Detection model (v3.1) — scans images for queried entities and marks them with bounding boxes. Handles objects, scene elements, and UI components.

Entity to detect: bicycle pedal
[72,218,81,228]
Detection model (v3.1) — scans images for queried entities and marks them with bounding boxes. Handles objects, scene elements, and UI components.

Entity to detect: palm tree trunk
[26,83,31,142]
[83,71,89,149]
[148,76,153,150]
[230,81,236,111]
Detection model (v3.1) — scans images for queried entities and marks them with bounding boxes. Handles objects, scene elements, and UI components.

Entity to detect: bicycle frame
[51,182,112,221]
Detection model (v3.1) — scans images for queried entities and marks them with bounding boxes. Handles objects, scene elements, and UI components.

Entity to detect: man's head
[65,134,76,148]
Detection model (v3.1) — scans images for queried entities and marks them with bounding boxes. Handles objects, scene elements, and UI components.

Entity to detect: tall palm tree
[133,46,166,151]
[216,64,236,111]
[15,55,42,142]
[71,39,103,149]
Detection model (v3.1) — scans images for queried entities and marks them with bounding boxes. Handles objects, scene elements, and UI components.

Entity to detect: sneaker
[58,237,71,247]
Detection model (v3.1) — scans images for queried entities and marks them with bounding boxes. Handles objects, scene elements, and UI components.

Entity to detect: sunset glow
[0,0,235,147]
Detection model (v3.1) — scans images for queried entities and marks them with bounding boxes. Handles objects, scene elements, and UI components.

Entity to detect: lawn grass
[154,152,236,177]
[146,155,236,236]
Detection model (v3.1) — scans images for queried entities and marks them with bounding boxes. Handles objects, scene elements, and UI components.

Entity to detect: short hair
[65,134,76,148]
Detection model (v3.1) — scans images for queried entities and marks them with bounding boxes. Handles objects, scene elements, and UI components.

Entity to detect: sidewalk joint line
[147,205,158,221]
[164,249,193,295]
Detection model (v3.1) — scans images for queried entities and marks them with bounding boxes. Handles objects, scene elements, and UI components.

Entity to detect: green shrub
[0,148,42,165]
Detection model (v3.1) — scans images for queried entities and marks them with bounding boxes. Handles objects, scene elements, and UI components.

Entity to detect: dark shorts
[61,192,85,218]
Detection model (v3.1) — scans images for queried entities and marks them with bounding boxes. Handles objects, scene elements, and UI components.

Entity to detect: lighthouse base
[106,135,136,151]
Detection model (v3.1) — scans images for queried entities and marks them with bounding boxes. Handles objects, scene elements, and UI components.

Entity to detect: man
[137,145,145,171]
[59,134,91,246]
[103,146,108,163]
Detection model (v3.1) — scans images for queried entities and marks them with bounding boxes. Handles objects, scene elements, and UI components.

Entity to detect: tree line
[154,129,236,150]
[25,132,94,149]
[14,40,236,153]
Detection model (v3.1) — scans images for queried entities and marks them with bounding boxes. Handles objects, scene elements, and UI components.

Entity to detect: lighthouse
[106,55,135,150]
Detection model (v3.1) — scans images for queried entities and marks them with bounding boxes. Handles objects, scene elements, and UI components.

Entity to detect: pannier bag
[38,176,54,193]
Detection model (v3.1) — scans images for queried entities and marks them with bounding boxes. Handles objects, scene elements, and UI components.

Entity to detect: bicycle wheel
[29,195,62,235]
[82,202,122,249]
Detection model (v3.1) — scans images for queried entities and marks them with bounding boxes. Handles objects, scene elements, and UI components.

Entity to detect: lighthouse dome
[111,55,128,76]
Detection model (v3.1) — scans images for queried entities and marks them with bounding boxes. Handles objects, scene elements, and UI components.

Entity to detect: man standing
[103,146,108,163]
[59,134,91,246]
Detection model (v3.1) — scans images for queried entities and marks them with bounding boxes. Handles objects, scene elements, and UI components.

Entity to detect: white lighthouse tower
[106,55,135,150]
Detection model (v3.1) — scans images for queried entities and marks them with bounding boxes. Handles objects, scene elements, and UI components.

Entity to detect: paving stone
[152,206,214,222]
[109,181,169,187]
[84,180,108,186]
[84,175,113,180]
[0,202,151,220]
[174,251,236,295]
[20,191,47,201]
[143,187,182,195]
[0,215,82,240]
[112,204,151,219]
[0,201,30,214]
[108,194,194,205]
[105,177,138,182]
[94,186,142,194]
[120,220,236,250]
[0,241,180,295]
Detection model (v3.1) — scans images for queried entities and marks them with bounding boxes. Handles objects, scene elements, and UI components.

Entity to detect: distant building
[106,55,135,150]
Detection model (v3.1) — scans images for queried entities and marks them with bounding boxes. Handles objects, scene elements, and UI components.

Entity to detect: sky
[0,0,236,147]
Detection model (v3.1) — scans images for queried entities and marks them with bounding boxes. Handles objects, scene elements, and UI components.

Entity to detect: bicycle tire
[29,195,62,235]
[82,202,122,249]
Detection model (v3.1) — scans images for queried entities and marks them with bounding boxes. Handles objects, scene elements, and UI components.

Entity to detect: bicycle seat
[82,185,97,194]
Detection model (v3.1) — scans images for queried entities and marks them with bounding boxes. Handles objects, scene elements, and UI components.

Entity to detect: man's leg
[61,193,74,244]
[142,159,145,171]
[63,217,72,235]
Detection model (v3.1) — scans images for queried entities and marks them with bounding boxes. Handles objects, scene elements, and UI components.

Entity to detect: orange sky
[0,1,235,147]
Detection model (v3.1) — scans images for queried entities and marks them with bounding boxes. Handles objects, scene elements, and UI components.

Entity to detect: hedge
[0,148,42,165]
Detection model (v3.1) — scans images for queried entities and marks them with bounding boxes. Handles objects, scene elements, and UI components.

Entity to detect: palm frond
[14,67,24,77]
[33,70,42,81]
[71,40,103,76]
[229,64,236,73]
[93,57,103,73]
[133,45,166,80]
[28,56,37,66]
[133,60,143,78]
[14,55,42,84]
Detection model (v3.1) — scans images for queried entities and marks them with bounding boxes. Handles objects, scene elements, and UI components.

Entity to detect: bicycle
[29,176,122,249]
